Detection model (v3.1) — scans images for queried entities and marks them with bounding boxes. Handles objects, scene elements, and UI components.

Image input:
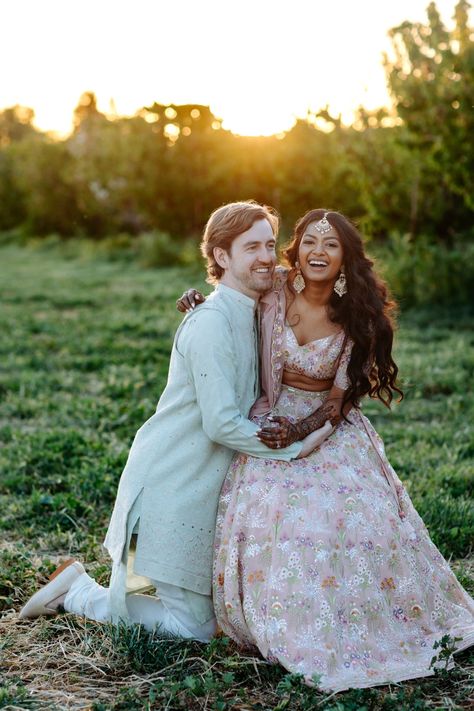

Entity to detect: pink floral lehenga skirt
[213,385,474,692]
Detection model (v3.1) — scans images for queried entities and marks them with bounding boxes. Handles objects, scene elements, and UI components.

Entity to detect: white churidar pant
[63,571,216,642]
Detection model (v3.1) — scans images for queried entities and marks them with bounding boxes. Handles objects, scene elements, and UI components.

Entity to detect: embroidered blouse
[283,326,352,389]
[251,274,354,418]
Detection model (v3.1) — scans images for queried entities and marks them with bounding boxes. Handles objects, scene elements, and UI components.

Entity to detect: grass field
[0,245,473,710]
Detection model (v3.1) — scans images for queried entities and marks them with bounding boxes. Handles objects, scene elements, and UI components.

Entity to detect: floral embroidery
[213,344,474,694]
[381,577,396,591]
[283,327,352,387]
[270,291,286,406]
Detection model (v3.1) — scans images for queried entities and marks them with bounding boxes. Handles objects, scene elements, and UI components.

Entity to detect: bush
[372,233,474,308]
[138,230,198,268]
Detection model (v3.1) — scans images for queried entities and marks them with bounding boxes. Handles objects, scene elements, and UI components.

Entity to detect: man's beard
[247,273,274,294]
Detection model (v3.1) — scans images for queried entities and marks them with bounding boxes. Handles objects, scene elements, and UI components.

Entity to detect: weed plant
[0,247,473,709]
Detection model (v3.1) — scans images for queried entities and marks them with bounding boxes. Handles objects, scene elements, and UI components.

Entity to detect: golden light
[0,0,467,139]
[144,112,159,124]
[164,123,180,141]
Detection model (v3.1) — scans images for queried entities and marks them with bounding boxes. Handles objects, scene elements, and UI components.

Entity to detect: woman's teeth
[308,260,328,267]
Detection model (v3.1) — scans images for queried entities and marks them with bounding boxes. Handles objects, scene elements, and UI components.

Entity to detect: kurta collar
[216,283,258,312]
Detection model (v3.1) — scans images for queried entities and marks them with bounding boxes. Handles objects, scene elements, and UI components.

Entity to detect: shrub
[372,233,474,308]
[138,230,192,268]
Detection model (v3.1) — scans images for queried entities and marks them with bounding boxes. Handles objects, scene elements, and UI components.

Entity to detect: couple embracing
[21,201,474,692]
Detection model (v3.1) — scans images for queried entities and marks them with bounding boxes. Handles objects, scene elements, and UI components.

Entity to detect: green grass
[0,246,473,709]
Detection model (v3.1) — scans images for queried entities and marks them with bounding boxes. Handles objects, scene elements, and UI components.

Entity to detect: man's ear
[213,246,229,271]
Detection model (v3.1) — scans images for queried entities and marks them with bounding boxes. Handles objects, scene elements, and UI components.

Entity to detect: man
[20,201,323,641]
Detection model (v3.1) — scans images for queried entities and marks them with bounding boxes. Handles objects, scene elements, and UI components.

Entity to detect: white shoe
[19,559,85,619]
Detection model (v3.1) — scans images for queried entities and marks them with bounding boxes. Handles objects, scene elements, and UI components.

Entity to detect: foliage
[138,230,198,268]
[430,633,464,674]
[384,0,474,238]
[370,233,474,307]
[0,2,472,255]
[0,247,473,708]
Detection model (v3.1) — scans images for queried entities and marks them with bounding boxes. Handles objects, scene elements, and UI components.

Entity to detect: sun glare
[1,0,466,139]
[219,108,297,138]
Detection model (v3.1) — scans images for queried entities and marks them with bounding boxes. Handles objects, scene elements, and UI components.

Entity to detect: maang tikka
[334,267,347,297]
[293,261,306,293]
[314,213,332,234]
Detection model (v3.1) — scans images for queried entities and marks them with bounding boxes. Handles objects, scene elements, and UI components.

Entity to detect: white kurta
[103,284,301,607]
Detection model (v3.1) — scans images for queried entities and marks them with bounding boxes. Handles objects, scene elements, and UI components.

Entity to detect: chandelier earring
[334,267,347,297]
[293,261,306,293]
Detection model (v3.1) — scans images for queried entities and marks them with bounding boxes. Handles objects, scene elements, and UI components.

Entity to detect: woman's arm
[296,420,334,458]
[257,385,353,449]
[176,267,289,313]
[176,288,206,313]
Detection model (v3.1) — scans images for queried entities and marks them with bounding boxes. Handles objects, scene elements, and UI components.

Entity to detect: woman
[182,209,474,692]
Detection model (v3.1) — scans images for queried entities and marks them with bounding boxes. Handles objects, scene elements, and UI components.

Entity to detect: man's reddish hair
[200,201,279,284]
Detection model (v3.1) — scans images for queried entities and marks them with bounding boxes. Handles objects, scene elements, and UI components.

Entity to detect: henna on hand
[293,397,350,440]
[257,416,300,448]
[257,397,350,448]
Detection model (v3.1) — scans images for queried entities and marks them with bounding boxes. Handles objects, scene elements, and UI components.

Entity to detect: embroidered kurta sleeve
[334,337,353,390]
[177,309,302,460]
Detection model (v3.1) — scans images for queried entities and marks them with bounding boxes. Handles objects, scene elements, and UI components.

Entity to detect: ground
[0,246,473,709]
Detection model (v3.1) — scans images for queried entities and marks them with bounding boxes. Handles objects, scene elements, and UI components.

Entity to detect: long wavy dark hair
[283,209,403,408]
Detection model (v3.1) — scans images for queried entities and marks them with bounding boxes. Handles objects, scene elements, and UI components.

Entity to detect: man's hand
[256,416,299,449]
[176,289,206,313]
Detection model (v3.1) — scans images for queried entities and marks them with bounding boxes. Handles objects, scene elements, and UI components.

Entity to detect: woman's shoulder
[259,267,289,308]
[273,266,289,291]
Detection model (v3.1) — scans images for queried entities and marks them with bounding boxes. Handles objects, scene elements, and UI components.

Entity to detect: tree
[0,105,38,148]
[384,0,474,239]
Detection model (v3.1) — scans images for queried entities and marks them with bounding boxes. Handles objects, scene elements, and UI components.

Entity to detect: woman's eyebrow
[303,232,339,240]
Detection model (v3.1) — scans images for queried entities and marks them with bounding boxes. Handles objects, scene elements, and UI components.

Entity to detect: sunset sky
[1,0,467,137]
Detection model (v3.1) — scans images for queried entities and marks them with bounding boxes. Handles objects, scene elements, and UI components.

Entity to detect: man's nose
[256,247,275,263]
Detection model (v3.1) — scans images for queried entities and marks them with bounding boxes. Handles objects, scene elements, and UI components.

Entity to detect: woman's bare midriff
[282,370,333,392]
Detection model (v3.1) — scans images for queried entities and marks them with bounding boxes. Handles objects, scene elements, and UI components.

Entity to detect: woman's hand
[176,289,206,313]
[297,421,334,458]
[257,416,299,448]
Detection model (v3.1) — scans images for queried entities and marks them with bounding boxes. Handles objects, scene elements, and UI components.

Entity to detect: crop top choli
[282,325,352,390]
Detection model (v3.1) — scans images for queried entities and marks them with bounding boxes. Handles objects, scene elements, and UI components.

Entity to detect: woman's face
[297,221,344,284]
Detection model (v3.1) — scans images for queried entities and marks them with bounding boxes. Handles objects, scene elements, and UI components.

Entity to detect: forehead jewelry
[314,212,332,234]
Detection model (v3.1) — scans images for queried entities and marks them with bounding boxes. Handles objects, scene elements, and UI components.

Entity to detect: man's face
[215,218,277,299]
